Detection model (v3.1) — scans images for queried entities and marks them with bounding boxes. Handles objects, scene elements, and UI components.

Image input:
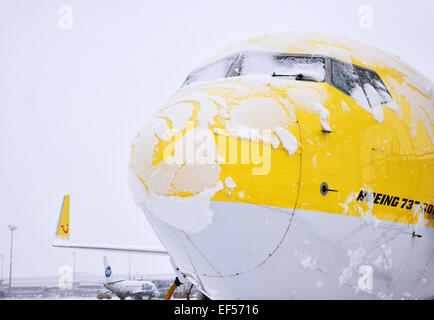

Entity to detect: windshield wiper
[272,72,304,80]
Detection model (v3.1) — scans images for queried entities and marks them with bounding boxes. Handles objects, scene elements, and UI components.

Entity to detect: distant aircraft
[55,32,434,299]
[102,256,160,300]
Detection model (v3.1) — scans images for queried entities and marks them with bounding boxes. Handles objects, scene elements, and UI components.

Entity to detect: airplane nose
[129,83,301,286]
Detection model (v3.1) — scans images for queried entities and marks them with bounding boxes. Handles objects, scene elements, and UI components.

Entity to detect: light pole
[7,225,17,297]
[72,251,76,291]
[0,254,3,286]
[128,254,131,280]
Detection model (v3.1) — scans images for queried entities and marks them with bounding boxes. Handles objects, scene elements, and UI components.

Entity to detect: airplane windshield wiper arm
[272,72,304,80]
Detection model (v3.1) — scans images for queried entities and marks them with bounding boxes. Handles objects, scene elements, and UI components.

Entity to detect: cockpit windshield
[237,52,325,81]
[183,51,326,87]
[182,51,393,109]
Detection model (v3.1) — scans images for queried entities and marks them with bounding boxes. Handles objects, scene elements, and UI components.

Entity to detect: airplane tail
[103,256,113,281]
[55,194,70,242]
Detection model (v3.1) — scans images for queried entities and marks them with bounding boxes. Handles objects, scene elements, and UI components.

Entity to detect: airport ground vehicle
[97,292,112,300]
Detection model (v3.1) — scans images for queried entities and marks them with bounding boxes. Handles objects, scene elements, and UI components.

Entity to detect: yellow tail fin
[56,195,70,240]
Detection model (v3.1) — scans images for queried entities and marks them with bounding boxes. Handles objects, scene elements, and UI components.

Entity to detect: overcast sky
[0,0,433,280]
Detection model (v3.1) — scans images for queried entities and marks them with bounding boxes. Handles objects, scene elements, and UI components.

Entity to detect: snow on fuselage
[128,32,434,299]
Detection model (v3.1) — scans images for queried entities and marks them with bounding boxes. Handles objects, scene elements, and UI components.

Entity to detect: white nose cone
[129,170,223,233]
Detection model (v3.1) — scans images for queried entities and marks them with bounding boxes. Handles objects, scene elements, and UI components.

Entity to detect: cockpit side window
[355,67,392,105]
[183,54,238,87]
